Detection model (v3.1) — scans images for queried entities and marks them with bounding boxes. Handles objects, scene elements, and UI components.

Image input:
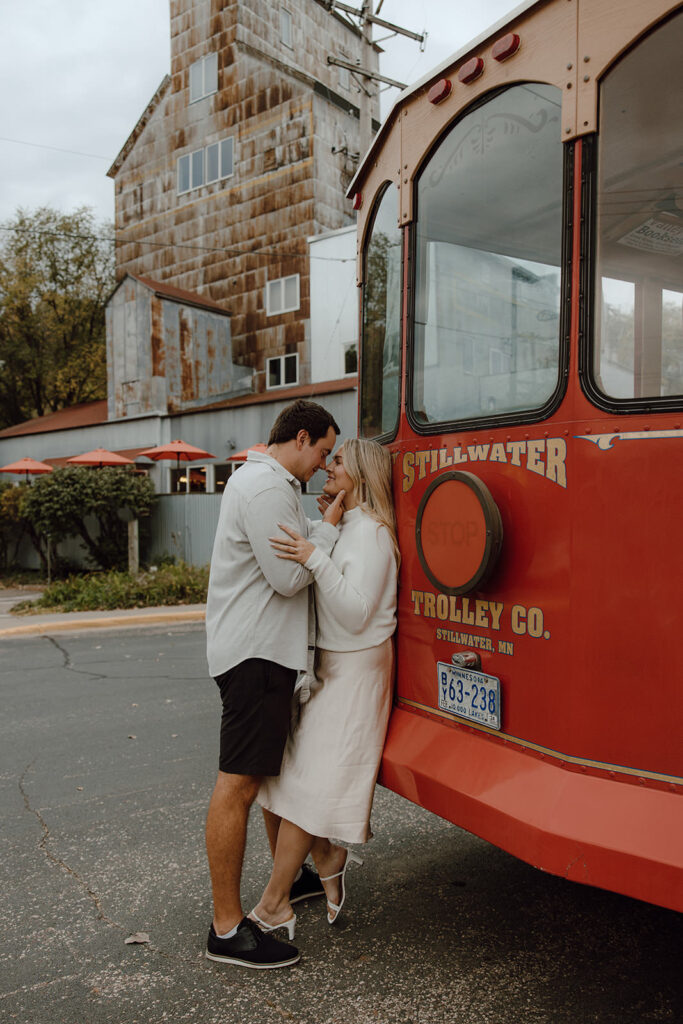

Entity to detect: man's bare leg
[206,771,261,934]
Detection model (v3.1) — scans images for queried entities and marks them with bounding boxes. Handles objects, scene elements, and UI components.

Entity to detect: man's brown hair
[268,399,340,445]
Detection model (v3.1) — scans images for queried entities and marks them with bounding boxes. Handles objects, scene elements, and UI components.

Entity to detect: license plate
[437,662,502,730]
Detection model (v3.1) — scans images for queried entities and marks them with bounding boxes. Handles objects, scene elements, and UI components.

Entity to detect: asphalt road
[1,625,681,1024]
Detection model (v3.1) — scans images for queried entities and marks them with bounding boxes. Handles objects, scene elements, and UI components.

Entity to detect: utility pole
[325,0,426,158]
[359,1,374,156]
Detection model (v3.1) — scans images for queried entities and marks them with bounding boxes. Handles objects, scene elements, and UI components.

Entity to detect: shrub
[21,466,156,571]
[14,561,209,613]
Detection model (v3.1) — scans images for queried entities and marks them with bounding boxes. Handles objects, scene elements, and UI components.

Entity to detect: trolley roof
[347,0,543,199]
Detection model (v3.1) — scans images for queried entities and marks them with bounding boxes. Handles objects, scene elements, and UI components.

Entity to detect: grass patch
[12,561,209,613]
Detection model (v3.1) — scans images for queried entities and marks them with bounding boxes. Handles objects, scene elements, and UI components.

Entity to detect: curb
[0,609,205,638]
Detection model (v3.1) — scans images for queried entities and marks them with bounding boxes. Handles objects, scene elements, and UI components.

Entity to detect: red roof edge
[130,274,231,315]
[168,377,358,417]
[0,400,110,439]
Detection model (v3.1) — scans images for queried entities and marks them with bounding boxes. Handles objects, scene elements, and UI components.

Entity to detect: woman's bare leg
[310,837,348,912]
[261,807,282,858]
[252,819,314,925]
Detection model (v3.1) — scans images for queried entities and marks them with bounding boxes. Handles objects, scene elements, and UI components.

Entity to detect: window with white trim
[189,52,218,103]
[280,8,293,48]
[267,353,299,389]
[266,274,300,315]
[177,137,234,195]
[214,463,234,491]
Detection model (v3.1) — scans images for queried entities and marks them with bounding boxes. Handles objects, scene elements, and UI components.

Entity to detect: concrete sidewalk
[0,588,205,637]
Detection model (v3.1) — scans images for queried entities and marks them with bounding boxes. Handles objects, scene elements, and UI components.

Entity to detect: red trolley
[350,0,683,912]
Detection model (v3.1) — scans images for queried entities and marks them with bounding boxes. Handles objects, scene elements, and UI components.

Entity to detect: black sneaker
[206,918,300,969]
[289,863,325,904]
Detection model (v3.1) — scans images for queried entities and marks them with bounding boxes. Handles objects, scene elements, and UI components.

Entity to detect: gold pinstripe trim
[396,697,683,786]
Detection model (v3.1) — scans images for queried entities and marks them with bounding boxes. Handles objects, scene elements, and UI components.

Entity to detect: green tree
[0,481,49,571]
[21,467,156,571]
[0,480,16,569]
[0,206,115,429]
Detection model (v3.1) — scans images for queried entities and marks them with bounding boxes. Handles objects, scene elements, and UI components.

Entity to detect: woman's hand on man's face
[320,489,345,527]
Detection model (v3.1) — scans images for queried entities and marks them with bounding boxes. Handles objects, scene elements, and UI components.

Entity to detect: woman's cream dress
[258,507,397,843]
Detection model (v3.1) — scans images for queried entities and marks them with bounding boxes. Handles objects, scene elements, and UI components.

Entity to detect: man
[204,399,343,968]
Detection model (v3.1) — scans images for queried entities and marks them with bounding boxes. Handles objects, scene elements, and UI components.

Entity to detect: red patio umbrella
[138,439,215,470]
[0,456,54,483]
[66,448,135,468]
[227,443,268,462]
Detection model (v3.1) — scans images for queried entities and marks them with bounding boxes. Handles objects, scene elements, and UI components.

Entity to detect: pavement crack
[43,634,73,667]
[19,761,124,933]
[18,762,203,967]
[42,635,108,679]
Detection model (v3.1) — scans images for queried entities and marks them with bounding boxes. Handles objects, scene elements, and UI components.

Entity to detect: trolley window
[592,12,683,404]
[411,83,564,427]
[360,183,401,439]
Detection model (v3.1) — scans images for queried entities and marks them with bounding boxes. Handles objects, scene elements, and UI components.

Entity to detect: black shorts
[214,658,297,776]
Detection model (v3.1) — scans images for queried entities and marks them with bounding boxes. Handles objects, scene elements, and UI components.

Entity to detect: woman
[252,437,399,936]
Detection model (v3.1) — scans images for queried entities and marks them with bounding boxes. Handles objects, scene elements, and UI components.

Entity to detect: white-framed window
[177,137,234,195]
[214,463,234,491]
[191,148,204,189]
[343,342,358,375]
[206,137,234,183]
[189,52,218,103]
[177,156,190,194]
[171,466,208,493]
[280,7,293,48]
[267,353,299,389]
[266,274,300,315]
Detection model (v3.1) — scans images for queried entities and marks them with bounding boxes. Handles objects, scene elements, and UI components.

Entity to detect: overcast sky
[0,0,523,229]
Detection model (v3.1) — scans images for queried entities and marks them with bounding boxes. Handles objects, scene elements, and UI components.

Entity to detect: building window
[171,466,208,493]
[191,148,204,189]
[177,156,190,194]
[280,8,293,48]
[266,274,300,315]
[177,137,234,195]
[214,463,234,491]
[206,138,234,183]
[189,52,218,103]
[267,353,299,389]
[343,342,358,375]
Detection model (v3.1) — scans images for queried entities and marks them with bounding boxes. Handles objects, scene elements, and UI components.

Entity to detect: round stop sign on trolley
[415,471,503,595]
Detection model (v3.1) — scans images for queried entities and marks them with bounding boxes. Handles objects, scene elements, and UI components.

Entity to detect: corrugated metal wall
[148,495,222,567]
[148,491,323,567]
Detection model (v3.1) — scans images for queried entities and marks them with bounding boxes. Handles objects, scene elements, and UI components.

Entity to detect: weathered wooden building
[106,274,253,418]
[107,0,379,408]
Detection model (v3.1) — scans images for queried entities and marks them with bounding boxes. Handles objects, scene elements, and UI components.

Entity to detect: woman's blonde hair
[339,437,400,566]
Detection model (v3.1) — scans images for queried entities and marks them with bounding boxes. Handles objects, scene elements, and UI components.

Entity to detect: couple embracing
[204,399,399,968]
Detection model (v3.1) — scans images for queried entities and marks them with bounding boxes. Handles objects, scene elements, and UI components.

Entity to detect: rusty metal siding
[109,0,378,403]
[107,275,252,417]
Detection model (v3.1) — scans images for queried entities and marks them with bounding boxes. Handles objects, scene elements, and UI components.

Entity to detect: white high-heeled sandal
[320,849,363,924]
[248,908,296,940]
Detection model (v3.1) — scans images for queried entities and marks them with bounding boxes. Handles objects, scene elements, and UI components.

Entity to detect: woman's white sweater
[304,506,397,652]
